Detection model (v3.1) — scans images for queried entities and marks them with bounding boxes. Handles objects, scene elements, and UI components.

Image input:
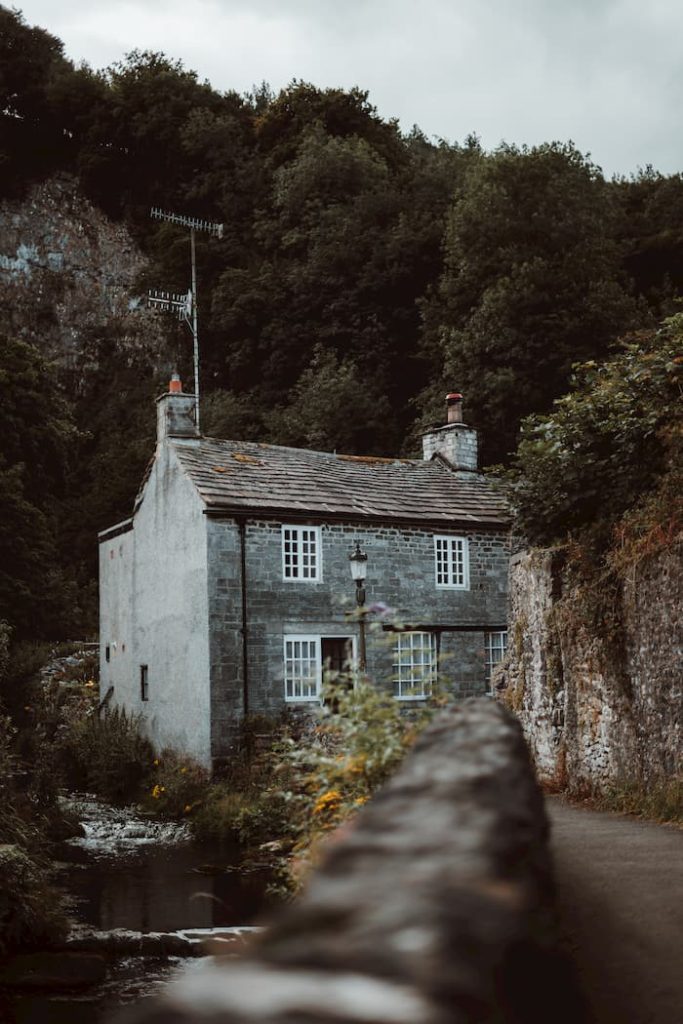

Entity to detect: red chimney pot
[446,392,464,424]
[169,372,182,394]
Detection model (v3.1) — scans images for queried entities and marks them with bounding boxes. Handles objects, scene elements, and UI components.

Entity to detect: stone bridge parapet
[124,699,577,1024]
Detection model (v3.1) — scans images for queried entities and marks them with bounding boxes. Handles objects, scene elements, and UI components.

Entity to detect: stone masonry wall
[421,423,479,470]
[125,700,577,1024]
[207,517,509,758]
[499,544,683,793]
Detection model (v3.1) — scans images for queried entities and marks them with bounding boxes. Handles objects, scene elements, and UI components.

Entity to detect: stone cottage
[99,380,510,768]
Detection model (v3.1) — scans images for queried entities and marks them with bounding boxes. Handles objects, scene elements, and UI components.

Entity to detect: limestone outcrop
[499,544,682,794]
[0,173,165,372]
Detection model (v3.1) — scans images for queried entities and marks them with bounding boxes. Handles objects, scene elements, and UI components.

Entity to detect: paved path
[547,797,683,1024]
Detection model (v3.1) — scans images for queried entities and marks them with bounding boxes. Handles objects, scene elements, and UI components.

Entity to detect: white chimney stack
[156,373,200,444]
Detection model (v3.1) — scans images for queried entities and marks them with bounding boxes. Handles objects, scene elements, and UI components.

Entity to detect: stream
[2,794,276,1023]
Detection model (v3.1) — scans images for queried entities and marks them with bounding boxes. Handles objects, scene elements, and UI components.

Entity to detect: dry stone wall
[499,544,682,793]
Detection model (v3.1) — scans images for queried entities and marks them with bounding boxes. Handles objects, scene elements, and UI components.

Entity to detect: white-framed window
[434,535,469,589]
[485,631,508,684]
[283,635,356,702]
[282,525,321,581]
[284,636,321,701]
[392,631,437,700]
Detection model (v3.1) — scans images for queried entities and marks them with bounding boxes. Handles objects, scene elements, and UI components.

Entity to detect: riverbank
[0,793,274,1022]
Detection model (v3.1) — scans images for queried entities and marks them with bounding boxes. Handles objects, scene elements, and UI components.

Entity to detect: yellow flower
[347,754,367,775]
[313,790,342,816]
[183,804,192,814]
[153,759,159,766]
[151,784,162,799]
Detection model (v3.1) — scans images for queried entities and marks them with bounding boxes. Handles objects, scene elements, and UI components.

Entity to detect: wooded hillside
[1,4,682,640]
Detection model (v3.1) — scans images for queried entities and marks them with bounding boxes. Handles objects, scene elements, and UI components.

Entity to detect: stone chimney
[156,372,200,443]
[421,393,478,471]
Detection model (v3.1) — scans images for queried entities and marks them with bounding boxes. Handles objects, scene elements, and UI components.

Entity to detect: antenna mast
[148,207,223,431]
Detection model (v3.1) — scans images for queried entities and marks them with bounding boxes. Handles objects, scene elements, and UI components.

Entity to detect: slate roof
[173,438,510,528]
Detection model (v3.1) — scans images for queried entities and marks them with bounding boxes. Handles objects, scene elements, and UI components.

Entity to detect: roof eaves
[202,503,510,530]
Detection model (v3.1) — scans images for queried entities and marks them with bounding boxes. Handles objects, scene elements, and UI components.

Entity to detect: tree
[422,142,640,464]
[509,317,683,547]
[0,336,79,637]
[270,345,397,455]
[0,6,73,194]
[252,81,404,170]
[613,168,683,314]
[78,50,232,220]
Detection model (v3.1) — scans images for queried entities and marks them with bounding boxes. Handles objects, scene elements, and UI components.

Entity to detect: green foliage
[0,5,73,195]
[59,707,154,804]
[0,334,81,638]
[596,777,683,823]
[0,674,67,954]
[0,843,67,955]
[192,786,289,848]
[5,9,683,647]
[422,142,639,463]
[270,345,396,454]
[509,316,683,546]
[615,167,683,314]
[190,676,439,888]
[143,750,209,819]
[202,390,266,442]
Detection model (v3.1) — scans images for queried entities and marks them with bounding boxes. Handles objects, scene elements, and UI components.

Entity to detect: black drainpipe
[238,518,249,719]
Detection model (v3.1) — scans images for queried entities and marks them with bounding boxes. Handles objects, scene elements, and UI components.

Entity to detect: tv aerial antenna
[147,208,224,431]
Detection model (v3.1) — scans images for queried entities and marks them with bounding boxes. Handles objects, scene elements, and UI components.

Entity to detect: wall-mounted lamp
[349,542,368,671]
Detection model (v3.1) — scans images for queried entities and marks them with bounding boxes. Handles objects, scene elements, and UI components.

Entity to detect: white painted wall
[99,521,135,708]
[99,441,212,765]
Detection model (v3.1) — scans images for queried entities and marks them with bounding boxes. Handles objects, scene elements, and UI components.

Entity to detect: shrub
[509,317,683,549]
[597,777,683,823]
[0,715,68,954]
[142,749,209,818]
[274,676,434,870]
[0,844,67,955]
[59,707,154,803]
[197,674,442,888]
[193,786,290,847]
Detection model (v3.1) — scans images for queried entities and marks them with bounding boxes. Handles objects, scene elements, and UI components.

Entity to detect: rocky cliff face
[0,174,166,373]
[499,544,682,793]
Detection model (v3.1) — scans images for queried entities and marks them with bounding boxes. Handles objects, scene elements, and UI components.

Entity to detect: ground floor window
[392,631,437,700]
[485,631,508,684]
[283,635,355,702]
[140,664,149,701]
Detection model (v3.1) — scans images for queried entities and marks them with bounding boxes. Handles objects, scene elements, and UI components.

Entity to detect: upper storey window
[282,525,321,581]
[434,535,469,589]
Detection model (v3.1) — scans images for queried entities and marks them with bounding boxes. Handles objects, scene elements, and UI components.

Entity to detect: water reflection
[63,840,270,932]
[0,797,276,1023]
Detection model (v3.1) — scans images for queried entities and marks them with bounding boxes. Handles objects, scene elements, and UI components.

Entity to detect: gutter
[202,508,510,532]
[98,518,134,543]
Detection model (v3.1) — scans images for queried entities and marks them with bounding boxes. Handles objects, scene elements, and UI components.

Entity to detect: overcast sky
[14,0,683,178]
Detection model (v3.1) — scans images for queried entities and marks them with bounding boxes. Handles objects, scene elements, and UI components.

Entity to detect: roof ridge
[198,436,423,465]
